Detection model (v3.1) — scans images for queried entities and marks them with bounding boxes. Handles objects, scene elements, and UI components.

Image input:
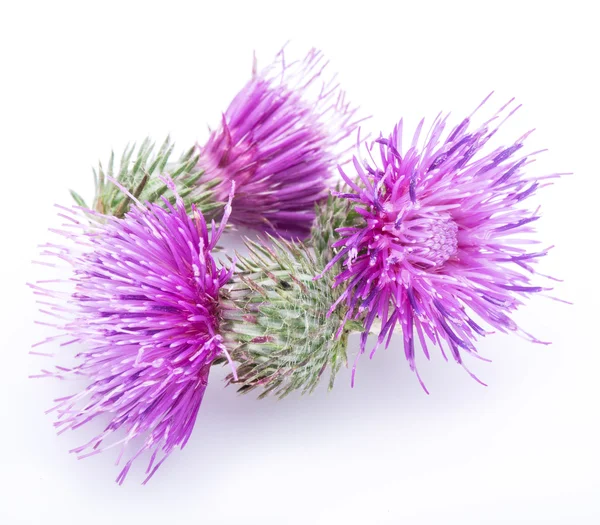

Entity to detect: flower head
[198,48,362,239]
[322,96,563,390]
[30,184,234,483]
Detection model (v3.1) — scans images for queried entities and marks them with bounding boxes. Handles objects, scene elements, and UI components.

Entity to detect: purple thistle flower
[197,47,363,239]
[30,184,235,484]
[321,95,564,391]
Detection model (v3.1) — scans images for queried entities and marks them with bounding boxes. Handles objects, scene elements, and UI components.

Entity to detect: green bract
[71,137,222,218]
[221,192,361,398]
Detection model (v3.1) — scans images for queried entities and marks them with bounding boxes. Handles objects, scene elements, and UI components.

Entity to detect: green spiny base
[310,186,361,262]
[221,235,350,398]
[70,137,223,219]
[220,187,363,398]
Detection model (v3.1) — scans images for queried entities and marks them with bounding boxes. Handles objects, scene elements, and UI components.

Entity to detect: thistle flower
[197,48,363,239]
[221,193,359,397]
[321,96,563,390]
[30,183,234,484]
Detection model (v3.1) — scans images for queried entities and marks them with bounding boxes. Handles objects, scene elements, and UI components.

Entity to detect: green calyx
[70,137,223,218]
[221,236,348,399]
[220,189,362,399]
[310,185,361,262]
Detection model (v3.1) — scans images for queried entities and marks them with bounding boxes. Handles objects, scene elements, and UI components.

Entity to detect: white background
[1,1,598,523]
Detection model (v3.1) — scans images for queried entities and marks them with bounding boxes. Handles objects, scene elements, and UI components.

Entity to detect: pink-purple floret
[30,195,233,484]
[199,49,362,239]
[323,96,563,391]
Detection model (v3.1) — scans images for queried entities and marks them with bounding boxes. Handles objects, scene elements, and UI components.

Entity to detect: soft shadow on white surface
[1,1,598,524]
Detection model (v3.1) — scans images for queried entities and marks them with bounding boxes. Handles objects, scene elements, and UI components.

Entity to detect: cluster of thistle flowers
[31,48,564,484]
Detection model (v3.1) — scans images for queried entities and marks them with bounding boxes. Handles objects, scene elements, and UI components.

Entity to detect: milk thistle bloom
[30,183,234,484]
[198,48,363,239]
[322,96,562,390]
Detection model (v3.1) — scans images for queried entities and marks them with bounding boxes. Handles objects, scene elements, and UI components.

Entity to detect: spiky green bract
[310,185,361,261]
[71,137,222,218]
[221,235,354,399]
